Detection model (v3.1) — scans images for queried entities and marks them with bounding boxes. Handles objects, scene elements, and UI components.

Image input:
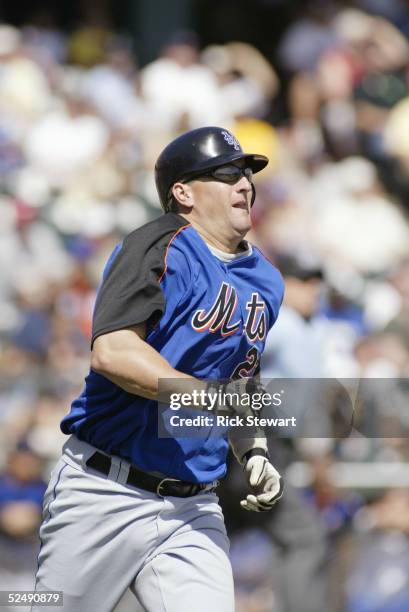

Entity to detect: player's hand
[241,455,283,512]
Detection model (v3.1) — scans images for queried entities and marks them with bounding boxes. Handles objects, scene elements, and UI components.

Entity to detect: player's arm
[91,323,195,400]
[228,374,283,511]
[228,374,268,462]
[89,222,204,401]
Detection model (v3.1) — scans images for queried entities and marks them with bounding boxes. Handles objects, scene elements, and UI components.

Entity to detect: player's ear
[172,182,194,210]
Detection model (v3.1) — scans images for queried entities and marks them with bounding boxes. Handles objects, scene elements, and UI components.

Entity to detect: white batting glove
[241,453,284,512]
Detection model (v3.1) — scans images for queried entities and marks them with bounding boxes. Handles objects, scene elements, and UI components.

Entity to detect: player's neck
[179,215,245,254]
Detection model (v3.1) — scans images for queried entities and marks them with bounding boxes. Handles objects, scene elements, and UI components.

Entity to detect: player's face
[189,161,254,237]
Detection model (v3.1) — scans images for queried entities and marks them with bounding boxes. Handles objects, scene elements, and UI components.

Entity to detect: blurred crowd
[1,1,409,610]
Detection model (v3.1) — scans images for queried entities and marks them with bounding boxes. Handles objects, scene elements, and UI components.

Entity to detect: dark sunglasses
[167,165,254,205]
[193,164,253,184]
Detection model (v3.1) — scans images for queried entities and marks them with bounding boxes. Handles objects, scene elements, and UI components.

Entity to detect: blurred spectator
[202,42,279,119]
[25,394,67,465]
[310,157,409,275]
[278,1,339,72]
[303,455,364,540]
[68,24,113,67]
[21,12,67,66]
[0,444,47,608]
[262,256,330,378]
[23,91,109,188]
[140,31,227,131]
[0,25,52,120]
[347,490,409,612]
[230,528,278,612]
[0,444,46,536]
[80,37,144,129]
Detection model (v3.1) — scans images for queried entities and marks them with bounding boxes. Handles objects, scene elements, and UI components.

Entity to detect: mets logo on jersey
[191,282,266,341]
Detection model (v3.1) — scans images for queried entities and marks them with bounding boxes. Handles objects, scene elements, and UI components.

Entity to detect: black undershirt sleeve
[91,213,189,347]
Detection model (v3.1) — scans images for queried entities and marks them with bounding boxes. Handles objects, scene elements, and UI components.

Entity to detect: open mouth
[232,200,249,210]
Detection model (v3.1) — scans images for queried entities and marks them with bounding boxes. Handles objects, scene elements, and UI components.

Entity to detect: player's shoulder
[124,212,190,250]
[124,213,194,287]
[252,245,284,289]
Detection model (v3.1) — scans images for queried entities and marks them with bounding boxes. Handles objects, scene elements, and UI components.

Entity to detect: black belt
[85,451,215,498]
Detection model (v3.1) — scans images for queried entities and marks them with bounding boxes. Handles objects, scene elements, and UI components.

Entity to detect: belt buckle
[156,477,182,497]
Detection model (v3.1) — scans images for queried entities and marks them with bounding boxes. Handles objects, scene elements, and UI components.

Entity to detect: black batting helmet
[154,126,269,212]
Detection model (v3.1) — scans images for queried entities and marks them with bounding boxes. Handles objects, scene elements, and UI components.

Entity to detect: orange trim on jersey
[158,223,191,284]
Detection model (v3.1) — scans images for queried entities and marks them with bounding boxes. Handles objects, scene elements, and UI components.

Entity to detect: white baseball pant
[32,436,234,612]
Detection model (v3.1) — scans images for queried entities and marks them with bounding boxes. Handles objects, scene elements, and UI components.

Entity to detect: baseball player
[33,127,285,612]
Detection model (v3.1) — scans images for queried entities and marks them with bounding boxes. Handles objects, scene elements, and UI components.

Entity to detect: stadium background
[1,0,409,610]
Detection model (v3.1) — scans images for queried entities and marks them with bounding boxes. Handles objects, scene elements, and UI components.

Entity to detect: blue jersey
[61,213,284,483]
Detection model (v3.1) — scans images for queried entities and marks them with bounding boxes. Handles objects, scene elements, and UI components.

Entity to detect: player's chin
[231,207,252,232]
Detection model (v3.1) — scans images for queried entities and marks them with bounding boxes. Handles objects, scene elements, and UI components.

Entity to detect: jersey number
[231,347,260,379]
